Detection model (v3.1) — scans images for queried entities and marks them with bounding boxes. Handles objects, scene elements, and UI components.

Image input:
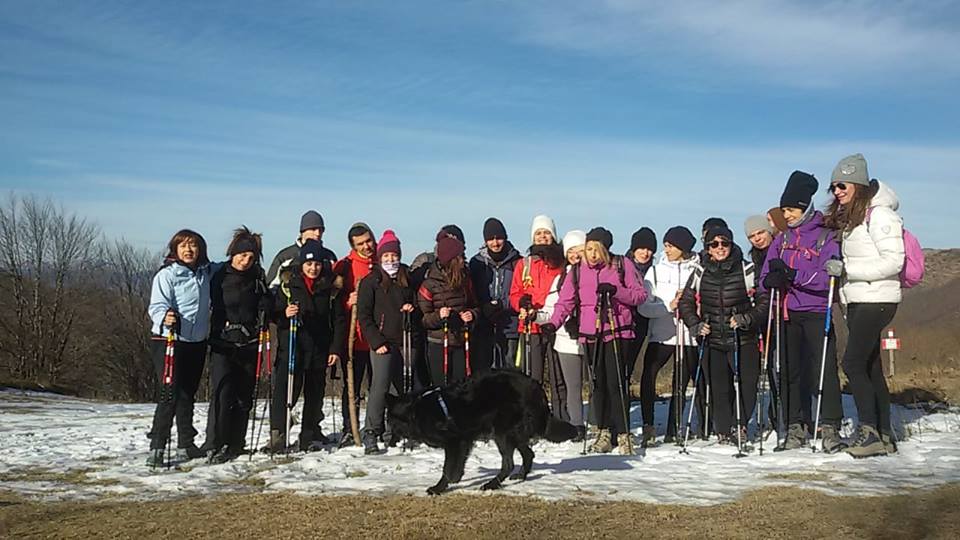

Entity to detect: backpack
[866,207,924,289]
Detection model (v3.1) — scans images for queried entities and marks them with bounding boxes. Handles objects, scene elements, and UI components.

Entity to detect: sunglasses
[830,182,849,192]
[708,240,731,249]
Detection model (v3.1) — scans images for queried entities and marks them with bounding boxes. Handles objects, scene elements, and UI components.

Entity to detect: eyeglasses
[707,240,731,249]
[830,182,848,192]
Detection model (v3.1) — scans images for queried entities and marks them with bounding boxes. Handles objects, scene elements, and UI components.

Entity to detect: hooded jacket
[417,261,480,347]
[509,252,564,334]
[149,261,217,342]
[469,243,522,339]
[839,181,905,305]
[548,257,647,343]
[638,254,699,346]
[357,265,423,352]
[759,210,840,313]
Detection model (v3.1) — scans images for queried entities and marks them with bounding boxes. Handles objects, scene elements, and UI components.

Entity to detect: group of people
[145,152,908,465]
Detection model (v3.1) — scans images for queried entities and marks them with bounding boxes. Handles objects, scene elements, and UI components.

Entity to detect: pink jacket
[549,258,647,343]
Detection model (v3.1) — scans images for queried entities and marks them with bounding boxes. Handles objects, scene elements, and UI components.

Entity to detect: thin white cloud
[512,0,960,88]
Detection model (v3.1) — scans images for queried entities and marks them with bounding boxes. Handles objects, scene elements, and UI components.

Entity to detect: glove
[730,313,752,329]
[824,259,844,277]
[768,258,797,282]
[763,270,789,290]
[596,283,617,296]
[519,294,533,310]
[693,322,711,337]
[538,323,558,335]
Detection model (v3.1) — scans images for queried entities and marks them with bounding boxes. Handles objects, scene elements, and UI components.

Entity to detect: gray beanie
[299,210,324,232]
[831,153,870,186]
[744,215,774,238]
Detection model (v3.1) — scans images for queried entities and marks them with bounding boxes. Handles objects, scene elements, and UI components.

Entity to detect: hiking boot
[819,425,847,454]
[881,432,898,455]
[571,425,587,443]
[338,431,357,449]
[663,432,677,444]
[781,423,808,450]
[641,425,657,448]
[177,443,205,461]
[362,430,383,456]
[845,425,887,459]
[590,429,613,454]
[146,448,166,468]
[208,446,242,464]
[261,430,288,454]
[617,433,635,455]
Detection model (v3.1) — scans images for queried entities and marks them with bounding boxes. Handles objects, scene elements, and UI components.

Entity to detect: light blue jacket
[148,261,218,342]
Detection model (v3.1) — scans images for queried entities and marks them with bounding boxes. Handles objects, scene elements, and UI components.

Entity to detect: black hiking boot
[337,431,356,449]
[362,430,384,455]
[177,443,205,461]
[146,448,166,468]
[571,425,587,443]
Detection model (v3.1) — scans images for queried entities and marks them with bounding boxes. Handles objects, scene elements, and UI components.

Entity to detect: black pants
[271,334,328,445]
[203,344,259,452]
[585,339,629,439]
[624,326,648,382]
[148,339,207,450]
[842,303,897,433]
[428,342,468,385]
[341,349,370,434]
[782,311,843,428]
[707,342,760,435]
[472,326,516,374]
[640,342,703,437]
[516,332,551,382]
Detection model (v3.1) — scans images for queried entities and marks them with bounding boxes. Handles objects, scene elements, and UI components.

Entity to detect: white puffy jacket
[840,181,905,305]
[536,269,583,356]
[637,254,698,346]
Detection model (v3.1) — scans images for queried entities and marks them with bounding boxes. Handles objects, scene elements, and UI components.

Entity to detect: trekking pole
[674,318,686,443]
[680,341,706,454]
[524,319,533,377]
[582,292,606,455]
[254,329,273,458]
[161,329,176,469]
[346,302,362,446]
[756,295,775,456]
[248,323,266,461]
[606,291,633,455]
[515,324,525,370]
[286,311,298,454]
[732,327,747,458]
[464,323,472,378]
[402,311,412,393]
[442,316,450,384]
[810,275,837,453]
[774,289,786,448]
[329,356,340,445]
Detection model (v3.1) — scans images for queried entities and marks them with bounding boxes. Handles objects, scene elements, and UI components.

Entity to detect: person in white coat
[536,230,587,441]
[824,153,906,458]
[637,226,702,447]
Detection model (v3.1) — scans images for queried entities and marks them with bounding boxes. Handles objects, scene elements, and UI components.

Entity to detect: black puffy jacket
[357,265,423,352]
[273,265,347,364]
[209,264,271,352]
[417,261,480,346]
[678,245,769,351]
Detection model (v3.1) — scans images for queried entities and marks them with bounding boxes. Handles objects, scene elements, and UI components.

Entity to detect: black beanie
[299,210,324,232]
[629,227,657,253]
[663,226,696,254]
[585,227,613,250]
[229,237,259,257]
[780,170,819,210]
[436,224,465,244]
[299,239,324,264]
[705,226,734,245]
[483,218,507,241]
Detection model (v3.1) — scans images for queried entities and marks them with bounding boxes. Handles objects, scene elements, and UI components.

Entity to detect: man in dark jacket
[266,210,337,290]
[469,218,521,373]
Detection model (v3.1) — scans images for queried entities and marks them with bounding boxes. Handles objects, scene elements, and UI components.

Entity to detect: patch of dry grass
[2,484,959,539]
[0,467,118,487]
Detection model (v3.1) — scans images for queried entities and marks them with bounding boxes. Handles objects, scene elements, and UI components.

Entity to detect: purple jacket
[549,257,647,343]
[759,211,840,314]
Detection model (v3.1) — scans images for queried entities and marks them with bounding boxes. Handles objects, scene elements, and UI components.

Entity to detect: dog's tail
[543,417,579,443]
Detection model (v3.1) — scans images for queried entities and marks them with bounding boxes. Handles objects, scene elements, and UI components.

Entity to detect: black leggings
[203,345,258,452]
[640,342,702,437]
[707,342,760,434]
[585,339,630,439]
[781,311,843,428]
[270,335,328,445]
[428,342,468,385]
[842,303,897,433]
[148,339,207,450]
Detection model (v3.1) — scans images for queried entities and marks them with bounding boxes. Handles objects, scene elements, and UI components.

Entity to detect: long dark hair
[439,255,466,290]
[164,229,209,268]
[824,180,877,232]
[529,242,565,269]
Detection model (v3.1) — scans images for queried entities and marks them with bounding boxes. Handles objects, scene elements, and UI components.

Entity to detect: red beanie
[377,229,401,259]
[436,235,465,265]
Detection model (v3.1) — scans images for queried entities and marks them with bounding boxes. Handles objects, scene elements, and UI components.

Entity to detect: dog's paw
[480,479,502,491]
[508,472,528,482]
[426,483,447,496]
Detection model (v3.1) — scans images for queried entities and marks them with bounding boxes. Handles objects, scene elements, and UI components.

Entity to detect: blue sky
[1,0,958,260]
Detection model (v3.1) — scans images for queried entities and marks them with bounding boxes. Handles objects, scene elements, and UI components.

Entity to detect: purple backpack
[867,208,925,288]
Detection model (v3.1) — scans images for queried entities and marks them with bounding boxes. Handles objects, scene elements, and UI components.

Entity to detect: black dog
[386,370,578,495]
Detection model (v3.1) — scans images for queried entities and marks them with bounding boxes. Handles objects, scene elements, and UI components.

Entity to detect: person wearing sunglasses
[678,225,769,445]
[824,153,906,458]
[759,171,845,453]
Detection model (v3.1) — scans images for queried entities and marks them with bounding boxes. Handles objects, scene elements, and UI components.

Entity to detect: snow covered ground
[1,388,958,505]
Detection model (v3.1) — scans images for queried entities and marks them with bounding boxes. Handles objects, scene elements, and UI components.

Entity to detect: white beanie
[562,230,586,254]
[530,215,557,243]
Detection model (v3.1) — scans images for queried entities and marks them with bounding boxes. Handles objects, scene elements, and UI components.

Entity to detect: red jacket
[334,250,374,352]
[509,256,562,334]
